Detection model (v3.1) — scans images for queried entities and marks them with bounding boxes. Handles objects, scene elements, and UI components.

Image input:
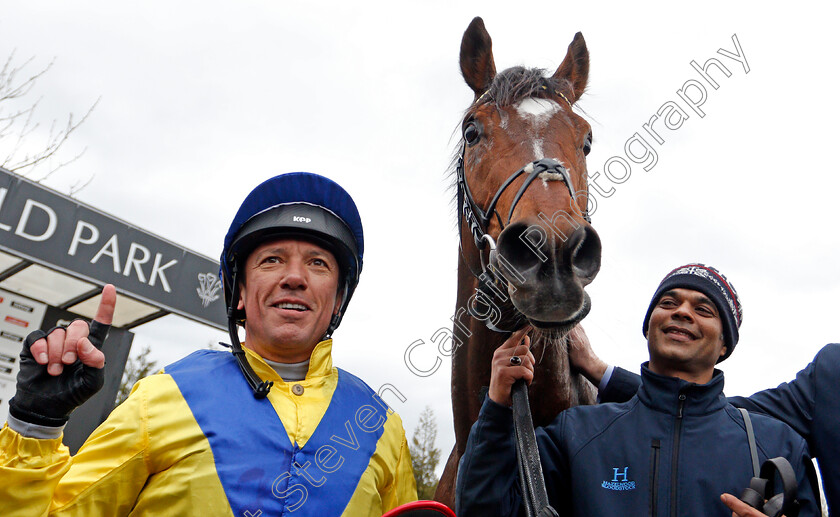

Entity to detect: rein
[512,379,560,517]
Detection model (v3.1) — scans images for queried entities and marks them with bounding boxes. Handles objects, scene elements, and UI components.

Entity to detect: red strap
[381,500,457,517]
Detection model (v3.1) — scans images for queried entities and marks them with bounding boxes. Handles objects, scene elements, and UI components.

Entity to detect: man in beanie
[570,268,839,516]
[456,263,818,517]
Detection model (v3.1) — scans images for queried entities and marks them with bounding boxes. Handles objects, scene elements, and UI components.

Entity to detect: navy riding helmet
[219,172,364,397]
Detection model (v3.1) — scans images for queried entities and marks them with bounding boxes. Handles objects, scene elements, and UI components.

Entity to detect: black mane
[476,66,560,107]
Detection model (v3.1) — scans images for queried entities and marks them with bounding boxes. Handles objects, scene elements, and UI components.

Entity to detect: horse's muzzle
[491,223,601,325]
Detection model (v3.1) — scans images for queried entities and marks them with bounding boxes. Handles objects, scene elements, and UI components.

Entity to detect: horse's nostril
[495,222,546,276]
[495,222,601,285]
[570,226,601,284]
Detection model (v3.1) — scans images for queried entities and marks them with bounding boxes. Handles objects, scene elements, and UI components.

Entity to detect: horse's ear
[553,32,589,104]
[460,17,497,98]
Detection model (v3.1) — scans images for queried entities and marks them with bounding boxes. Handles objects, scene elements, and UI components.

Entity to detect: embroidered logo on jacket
[601,467,636,491]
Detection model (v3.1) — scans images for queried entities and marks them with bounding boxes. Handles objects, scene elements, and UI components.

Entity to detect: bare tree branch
[7,97,99,174]
[0,50,53,102]
[0,50,97,195]
[68,173,95,196]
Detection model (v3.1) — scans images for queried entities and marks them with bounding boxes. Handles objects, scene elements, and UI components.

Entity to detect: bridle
[455,96,592,286]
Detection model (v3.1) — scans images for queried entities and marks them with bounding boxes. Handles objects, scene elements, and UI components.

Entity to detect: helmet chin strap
[227,265,274,399]
[324,281,350,338]
[227,269,351,398]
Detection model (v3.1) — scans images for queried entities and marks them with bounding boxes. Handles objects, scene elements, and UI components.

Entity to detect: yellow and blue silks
[0,340,416,516]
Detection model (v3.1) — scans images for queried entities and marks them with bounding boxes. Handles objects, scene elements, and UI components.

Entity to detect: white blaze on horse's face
[514,98,561,157]
[514,97,570,187]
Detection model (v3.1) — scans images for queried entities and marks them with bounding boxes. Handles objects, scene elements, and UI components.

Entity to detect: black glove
[8,320,111,427]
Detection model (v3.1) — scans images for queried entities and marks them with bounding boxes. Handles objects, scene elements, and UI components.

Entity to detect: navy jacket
[456,366,817,517]
[603,344,839,516]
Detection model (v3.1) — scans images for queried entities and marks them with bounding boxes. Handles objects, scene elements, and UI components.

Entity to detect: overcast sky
[3,1,839,469]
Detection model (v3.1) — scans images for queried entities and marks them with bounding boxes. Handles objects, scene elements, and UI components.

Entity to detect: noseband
[456,140,591,267]
[457,144,589,249]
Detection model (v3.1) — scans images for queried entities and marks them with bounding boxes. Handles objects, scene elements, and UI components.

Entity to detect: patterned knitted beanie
[642,263,743,362]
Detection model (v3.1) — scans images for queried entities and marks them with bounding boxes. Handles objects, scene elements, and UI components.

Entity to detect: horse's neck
[527,332,579,426]
[450,257,584,447]
[451,258,501,450]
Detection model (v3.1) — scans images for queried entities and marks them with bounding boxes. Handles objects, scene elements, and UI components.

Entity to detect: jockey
[0,172,417,516]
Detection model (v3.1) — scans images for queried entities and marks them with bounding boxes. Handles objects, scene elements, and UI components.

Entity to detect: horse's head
[456,17,601,332]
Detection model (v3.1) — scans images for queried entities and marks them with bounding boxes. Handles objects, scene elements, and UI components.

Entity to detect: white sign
[0,288,47,424]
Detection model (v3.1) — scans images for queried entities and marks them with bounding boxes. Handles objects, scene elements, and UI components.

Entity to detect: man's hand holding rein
[488,327,534,407]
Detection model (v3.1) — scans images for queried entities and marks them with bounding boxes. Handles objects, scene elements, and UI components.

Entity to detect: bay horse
[435,17,600,508]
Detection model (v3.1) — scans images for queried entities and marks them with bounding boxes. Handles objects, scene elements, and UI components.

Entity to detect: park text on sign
[66,220,178,292]
[0,168,226,329]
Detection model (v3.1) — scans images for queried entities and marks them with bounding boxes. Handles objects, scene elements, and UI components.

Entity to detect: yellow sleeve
[392,432,419,506]
[0,424,71,517]
[341,409,418,517]
[379,419,418,511]
[0,380,152,517]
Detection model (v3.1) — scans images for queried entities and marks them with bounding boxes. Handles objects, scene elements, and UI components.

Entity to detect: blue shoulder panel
[167,351,388,517]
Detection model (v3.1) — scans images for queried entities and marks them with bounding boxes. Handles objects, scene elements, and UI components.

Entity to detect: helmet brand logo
[292,216,311,223]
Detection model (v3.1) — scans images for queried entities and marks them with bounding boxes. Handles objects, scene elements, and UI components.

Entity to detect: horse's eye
[583,131,593,156]
[464,122,481,146]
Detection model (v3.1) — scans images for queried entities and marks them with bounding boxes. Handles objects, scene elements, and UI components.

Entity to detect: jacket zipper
[670,393,686,517]
[649,439,661,517]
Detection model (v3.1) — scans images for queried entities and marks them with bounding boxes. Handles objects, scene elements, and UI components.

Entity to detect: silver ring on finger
[509,355,522,366]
